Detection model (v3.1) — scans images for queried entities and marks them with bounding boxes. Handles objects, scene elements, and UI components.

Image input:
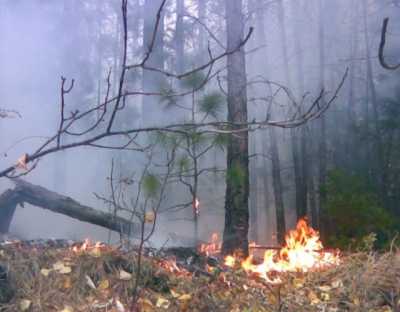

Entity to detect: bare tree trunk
[222,0,249,256]
[142,0,165,125]
[277,0,302,220]
[317,0,327,230]
[249,140,258,241]
[261,130,271,242]
[252,1,286,244]
[175,0,185,73]
[197,0,207,64]
[269,127,286,244]
[362,0,386,200]
[290,0,307,218]
[0,190,20,233]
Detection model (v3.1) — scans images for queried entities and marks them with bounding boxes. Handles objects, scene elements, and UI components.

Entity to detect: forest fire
[200,219,340,283]
[71,239,106,256]
[199,232,221,256]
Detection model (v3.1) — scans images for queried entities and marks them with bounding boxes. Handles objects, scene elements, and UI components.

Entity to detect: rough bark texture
[0,179,137,235]
[222,0,249,256]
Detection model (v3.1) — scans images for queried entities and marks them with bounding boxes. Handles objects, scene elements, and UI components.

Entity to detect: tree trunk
[269,127,286,244]
[0,190,20,233]
[197,0,206,64]
[142,0,165,125]
[277,0,303,220]
[317,0,327,231]
[252,0,286,245]
[292,0,308,219]
[175,0,185,73]
[222,0,249,256]
[0,179,138,236]
[362,0,386,201]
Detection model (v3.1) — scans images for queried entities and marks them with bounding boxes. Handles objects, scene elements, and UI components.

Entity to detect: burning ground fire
[200,219,340,283]
[71,238,107,257]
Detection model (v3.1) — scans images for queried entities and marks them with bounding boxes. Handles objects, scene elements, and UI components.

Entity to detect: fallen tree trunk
[0,189,21,233]
[0,179,137,235]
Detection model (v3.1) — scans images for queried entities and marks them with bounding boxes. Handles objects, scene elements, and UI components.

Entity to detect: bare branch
[379,18,400,70]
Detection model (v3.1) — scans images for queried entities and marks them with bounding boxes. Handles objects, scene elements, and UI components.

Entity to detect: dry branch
[379,18,400,70]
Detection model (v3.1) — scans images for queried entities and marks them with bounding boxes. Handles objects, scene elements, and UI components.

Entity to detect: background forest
[0,0,399,252]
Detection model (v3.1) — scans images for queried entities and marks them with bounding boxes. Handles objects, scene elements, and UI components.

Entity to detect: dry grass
[1,242,400,312]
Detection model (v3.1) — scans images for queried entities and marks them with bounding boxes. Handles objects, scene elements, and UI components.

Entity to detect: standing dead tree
[379,18,400,70]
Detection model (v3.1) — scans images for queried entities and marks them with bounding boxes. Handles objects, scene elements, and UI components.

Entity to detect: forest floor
[0,240,399,312]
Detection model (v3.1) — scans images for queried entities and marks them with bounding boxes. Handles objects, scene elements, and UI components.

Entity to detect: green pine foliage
[198,91,224,119]
[142,173,161,198]
[325,169,397,249]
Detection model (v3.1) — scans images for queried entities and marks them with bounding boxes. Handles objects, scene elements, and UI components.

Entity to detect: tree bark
[222,0,249,256]
[0,179,137,235]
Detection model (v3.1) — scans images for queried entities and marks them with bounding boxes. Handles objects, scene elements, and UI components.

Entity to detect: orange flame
[199,233,221,256]
[201,219,340,283]
[71,239,106,256]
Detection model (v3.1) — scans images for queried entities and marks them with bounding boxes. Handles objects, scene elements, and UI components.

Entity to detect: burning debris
[200,219,340,283]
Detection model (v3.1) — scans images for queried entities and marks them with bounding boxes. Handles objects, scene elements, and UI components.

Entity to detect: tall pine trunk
[254,1,286,244]
[291,0,308,219]
[142,0,165,125]
[276,0,299,224]
[317,0,327,230]
[222,0,249,256]
[362,0,386,202]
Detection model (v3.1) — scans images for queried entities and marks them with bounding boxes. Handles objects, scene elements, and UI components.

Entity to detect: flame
[224,255,235,267]
[199,233,221,256]
[193,197,200,216]
[201,219,340,283]
[71,239,106,256]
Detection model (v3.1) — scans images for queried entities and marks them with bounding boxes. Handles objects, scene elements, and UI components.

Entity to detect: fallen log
[0,189,21,233]
[0,179,138,235]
